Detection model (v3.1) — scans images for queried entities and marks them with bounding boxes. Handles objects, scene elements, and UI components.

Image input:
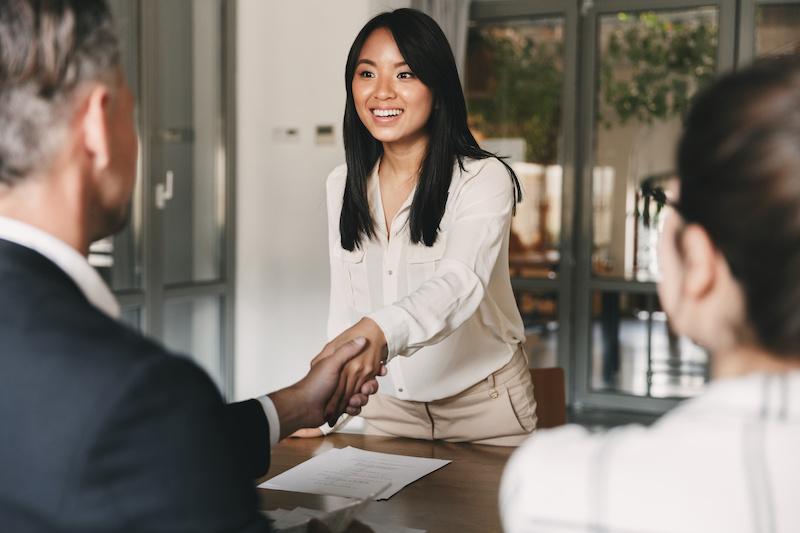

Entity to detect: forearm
[369,190,512,358]
[368,261,485,359]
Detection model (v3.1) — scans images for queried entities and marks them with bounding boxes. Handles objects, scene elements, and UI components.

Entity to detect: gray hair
[0,0,120,185]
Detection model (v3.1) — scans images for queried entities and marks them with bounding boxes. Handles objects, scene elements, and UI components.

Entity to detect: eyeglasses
[640,182,680,228]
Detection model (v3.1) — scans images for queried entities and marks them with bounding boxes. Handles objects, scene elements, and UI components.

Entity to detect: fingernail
[353,336,366,346]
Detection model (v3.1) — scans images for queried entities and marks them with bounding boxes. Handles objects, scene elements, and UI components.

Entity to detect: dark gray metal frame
[472,0,744,415]
[470,0,580,403]
[115,0,237,399]
[574,0,737,414]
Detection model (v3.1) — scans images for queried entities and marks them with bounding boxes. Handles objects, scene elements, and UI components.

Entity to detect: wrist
[268,384,313,440]
[361,317,388,360]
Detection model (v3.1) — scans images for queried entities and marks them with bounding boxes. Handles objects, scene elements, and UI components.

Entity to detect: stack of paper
[259,446,451,500]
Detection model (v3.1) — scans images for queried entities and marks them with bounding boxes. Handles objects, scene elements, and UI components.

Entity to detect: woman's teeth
[373,109,403,117]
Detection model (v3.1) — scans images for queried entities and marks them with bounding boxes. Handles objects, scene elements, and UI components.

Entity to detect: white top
[0,216,280,446]
[500,372,800,533]
[326,157,525,402]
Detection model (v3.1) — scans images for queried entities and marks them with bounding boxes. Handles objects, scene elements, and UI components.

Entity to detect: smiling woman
[295,8,537,446]
[351,27,433,151]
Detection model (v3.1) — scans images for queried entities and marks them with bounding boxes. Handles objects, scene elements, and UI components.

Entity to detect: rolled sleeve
[366,304,409,361]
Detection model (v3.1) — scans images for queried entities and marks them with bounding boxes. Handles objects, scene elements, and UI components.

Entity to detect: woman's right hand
[313,318,388,424]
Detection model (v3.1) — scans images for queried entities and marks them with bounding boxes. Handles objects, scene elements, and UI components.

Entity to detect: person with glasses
[501,55,800,532]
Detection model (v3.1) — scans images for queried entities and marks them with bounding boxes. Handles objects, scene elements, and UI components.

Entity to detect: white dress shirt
[326,157,526,402]
[500,371,800,533]
[0,216,280,446]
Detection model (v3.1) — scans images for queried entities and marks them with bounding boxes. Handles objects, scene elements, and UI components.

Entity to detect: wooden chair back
[529,367,567,429]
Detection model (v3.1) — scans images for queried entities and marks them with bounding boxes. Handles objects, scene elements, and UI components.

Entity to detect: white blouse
[325,157,525,402]
[500,372,800,533]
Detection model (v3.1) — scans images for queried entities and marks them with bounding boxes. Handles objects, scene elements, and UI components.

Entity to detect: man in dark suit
[0,1,377,532]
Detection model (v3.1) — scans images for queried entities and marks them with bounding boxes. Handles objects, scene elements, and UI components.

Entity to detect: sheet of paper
[259,446,451,500]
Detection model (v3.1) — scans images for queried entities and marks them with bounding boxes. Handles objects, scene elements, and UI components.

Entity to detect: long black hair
[340,8,521,251]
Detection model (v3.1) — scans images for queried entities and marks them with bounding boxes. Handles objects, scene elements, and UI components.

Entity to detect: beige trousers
[356,348,537,446]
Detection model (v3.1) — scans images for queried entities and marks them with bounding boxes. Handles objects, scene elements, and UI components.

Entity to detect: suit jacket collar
[0,217,120,319]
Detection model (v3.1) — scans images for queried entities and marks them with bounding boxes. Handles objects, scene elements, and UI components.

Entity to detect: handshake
[271,318,389,440]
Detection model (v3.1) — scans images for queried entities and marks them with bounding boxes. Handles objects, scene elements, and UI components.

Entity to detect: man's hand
[269,337,379,439]
[289,371,386,439]
[312,318,388,425]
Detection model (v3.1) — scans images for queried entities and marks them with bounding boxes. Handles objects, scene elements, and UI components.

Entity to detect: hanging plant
[466,26,564,164]
[599,11,717,128]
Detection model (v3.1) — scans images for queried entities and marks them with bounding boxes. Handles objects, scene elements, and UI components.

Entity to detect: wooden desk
[257,434,514,533]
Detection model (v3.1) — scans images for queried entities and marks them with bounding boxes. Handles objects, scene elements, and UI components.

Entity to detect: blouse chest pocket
[336,247,371,312]
[406,234,447,293]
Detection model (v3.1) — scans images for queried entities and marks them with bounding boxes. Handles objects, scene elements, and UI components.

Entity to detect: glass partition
[591,290,708,398]
[592,8,718,282]
[164,295,225,390]
[576,3,728,408]
[154,0,226,286]
[467,17,566,280]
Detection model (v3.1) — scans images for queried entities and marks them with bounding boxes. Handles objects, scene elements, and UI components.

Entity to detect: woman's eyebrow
[356,59,409,67]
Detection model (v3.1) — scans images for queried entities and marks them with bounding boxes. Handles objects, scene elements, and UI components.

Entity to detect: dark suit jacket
[0,239,272,532]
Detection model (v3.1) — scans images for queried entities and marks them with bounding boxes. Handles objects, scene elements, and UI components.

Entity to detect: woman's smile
[371,107,404,118]
[370,107,405,123]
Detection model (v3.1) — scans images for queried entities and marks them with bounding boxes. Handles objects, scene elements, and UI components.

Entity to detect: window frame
[469,0,580,403]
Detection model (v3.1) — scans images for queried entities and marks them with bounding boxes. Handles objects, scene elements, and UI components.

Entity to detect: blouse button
[387,270,393,276]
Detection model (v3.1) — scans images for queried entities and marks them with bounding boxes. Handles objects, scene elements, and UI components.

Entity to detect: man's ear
[680,224,717,300]
[80,84,112,171]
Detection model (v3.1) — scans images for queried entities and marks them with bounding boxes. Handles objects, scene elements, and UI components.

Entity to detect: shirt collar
[0,216,120,319]
[370,158,417,239]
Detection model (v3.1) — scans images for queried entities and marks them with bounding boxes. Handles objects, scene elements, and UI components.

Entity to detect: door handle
[155,170,174,210]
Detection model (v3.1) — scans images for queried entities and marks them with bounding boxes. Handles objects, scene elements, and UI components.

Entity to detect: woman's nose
[374,76,395,100]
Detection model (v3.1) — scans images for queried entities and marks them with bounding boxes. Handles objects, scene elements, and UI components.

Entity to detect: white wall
[372,0,413,11]
[236,0,378,399]
[236,0,417,400]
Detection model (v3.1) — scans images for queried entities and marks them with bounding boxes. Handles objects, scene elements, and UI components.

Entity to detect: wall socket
[272,127,300,143]
[315,124,335,145]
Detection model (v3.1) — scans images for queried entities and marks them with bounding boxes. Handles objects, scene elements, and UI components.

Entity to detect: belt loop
[488,372,499,399]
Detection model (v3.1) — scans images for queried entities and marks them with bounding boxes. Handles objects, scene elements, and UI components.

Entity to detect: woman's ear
[679,224,717,301]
